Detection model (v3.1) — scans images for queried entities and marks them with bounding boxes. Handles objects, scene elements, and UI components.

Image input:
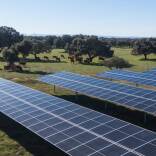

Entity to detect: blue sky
[0,0,156,37]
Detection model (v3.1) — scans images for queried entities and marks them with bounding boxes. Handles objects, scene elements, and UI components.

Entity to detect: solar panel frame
[1,78,156,155]
[96,70,156,87]
[39,71,156,116]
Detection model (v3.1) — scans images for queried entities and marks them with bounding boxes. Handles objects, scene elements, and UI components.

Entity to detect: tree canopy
[15,40,32,58]
[2,47,19,66]
[131,39,156,60]
[0,26,23,48]
[31,41,45,59]
[68,36,114,60]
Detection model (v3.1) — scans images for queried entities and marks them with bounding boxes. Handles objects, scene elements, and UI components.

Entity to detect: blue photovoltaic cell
[39,71,156,116]
[96,69,156,87]
[0,78,156,155]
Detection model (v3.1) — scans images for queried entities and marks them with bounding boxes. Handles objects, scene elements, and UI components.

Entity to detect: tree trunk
[34,53,37,59]
[9,63,15,71]
[144,54,147,60]
[22,54,26,59]
[87,53,94,62]
[87,53,91,60]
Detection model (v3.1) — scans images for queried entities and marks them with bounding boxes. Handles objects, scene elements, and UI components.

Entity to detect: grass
[1,48,156,156]
[113,47,156,71]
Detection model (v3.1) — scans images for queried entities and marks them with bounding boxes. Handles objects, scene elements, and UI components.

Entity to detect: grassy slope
[0,48,156,156]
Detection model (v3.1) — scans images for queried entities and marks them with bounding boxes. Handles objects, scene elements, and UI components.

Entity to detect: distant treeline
[1,26,156,62]
[24,35,156,49]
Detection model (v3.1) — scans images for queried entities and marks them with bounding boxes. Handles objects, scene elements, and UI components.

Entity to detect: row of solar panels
[97,69,156,87]
[1,78,156,155]
[143,68,156,75]
[39,71,156,116]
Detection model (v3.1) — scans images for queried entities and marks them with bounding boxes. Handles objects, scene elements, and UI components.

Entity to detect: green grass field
[1,48,156,156]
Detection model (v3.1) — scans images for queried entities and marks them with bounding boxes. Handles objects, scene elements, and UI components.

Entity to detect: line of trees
[0,26,156,71]
[0,26,115,69]
[22,35,156,61]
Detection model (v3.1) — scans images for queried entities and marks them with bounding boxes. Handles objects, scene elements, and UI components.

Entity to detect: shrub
[103,56,131,69]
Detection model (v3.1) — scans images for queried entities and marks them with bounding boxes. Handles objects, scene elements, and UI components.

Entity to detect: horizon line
[23,33,156,38]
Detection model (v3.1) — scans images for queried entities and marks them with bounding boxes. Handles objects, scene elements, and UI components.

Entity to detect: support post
[105,103,107,111]
[144,113,147,124]
[53,85,56,93]
[75,91,78,101]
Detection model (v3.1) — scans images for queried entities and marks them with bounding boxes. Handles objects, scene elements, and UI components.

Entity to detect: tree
[42,41,52,53]
[131,40,156,60]
[31,41,45,59]
[85,37,114,58]
[45,35,57,47]
[52,37,65,49]
[70,37,84,54]
[2,47,19,67]
[0,26,23,48]
[16,40,32,58]
[69,36,114,61]
[62,35,72,48]
[64,42,70,52]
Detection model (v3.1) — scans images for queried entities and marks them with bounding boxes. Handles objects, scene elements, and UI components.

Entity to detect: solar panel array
[143,68,156,75]
[1,78,156,155]
[39,71,156,116]
[96,70,156,87]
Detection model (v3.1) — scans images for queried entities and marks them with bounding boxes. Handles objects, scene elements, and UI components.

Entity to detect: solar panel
[39,71,156,116]
[96,70,156,87]
[1,78,156,155]
[143,68,156,75]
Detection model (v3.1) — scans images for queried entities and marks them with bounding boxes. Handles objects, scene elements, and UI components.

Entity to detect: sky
[0,0,156,37]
